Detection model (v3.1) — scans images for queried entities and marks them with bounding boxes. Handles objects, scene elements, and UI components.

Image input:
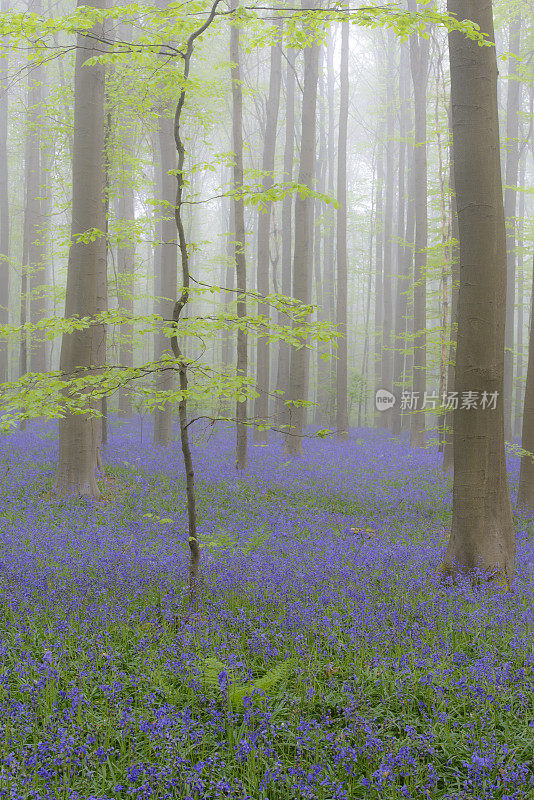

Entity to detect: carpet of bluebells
[1,417,534,800]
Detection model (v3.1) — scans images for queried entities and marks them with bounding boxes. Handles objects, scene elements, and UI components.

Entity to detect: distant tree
[283,0,320,455]
[230,0,248,469]
[408,0,429,448]
[336,21,349,439]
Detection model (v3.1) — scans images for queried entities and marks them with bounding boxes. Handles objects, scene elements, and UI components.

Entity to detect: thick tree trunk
[275,48,295,427]
[517,252,534,510]
[231,2,248,469]
[503,13,522,442]
[54,0,108,498]
[408,0,428,447]
[441,0,515,581]
[442,116,460,472]
[254,18,282,443]
[153,116,178,445]
[336,22,349,439]
[283,0,319,455]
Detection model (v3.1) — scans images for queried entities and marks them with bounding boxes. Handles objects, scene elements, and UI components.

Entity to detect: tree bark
[283,0,320,455]
[230,1,248,469]
[54,0,108,498]
[442,110,460,471]
[336,22,349,439]
[441,0,515,582]
[503,13,522,442]
[253,17,282,443]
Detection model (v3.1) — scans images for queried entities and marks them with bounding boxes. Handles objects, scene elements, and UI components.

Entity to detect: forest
[0,0,532,796]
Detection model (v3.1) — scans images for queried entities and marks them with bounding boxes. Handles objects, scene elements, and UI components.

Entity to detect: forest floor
[1,419,534,799]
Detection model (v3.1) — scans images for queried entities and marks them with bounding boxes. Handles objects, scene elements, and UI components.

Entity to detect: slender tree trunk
[117,37,136,418]
[358,166,375,429]
[231,1,248,469]
[373,137,384,428]
[503,13,522,442]
[336,22,349,439]
[276,51,295,428]
[408,0,429,447]
[54,0,108,498]
[514,150,526,439]
[0,0,8,384]
[153,116,178,445]
[392,42,409,436]
[254,18,282,442]
[324,32,336,424]
[517,251,534,509]
[221,185,234,370]
[380,31,395,430]
[314,64,328,427]
[27,0,48,376]
[441,0,515,582]
[283,0,320,455]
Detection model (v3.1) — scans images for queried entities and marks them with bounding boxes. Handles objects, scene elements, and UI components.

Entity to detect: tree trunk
[503,13,522,442]
[24,0,48,377]
[323,32,336,426]
[231,0,248,469]
[513,149,526,439]
[0,0,8,384]
[380,30,395,430]
[54,0,108,498]
[254,18,282,443]
[441,0,515,582]
[517,251,534,509]
[442,110,460,472]
[117,31,136,418]
[392,42,409,436]
[408,0,429,447]
[283,0,320,455]
[336,22,349,439]
[153,116,178,445]
[373,138,384,428]
[275,47,295,427]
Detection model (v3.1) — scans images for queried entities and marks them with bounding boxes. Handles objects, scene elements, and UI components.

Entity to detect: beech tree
[335,21,349,439]
[54,0,107,497]
[283,0,320,455]
[254,17,282,443]
[441,0,515,581]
